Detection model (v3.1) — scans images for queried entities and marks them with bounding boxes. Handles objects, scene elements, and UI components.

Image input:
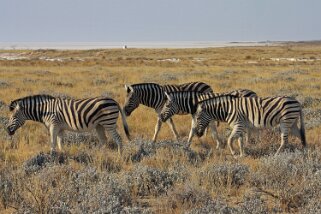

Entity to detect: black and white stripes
[123,82,213,142]
[7,95,130,154]
[159,89,257,148]
[194,95,306,156]
[6,82,307,157]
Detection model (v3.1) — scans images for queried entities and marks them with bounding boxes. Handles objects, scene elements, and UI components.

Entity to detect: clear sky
[1,0,321,42]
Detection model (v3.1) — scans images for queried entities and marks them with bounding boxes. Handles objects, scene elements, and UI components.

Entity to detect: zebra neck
[180,94,198,114]
[208,98,231,122]
[24,99,55,123]
[139,91,164,109]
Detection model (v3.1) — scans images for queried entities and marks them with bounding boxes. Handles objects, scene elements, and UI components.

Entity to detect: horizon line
[0,40,320,50]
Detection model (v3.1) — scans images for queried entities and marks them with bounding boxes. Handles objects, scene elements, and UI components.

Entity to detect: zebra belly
[62,125,95,132]
[58,122,98,132]
[244,119,279,129]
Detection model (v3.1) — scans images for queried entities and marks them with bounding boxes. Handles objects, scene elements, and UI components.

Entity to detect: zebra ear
[9,100,22,111]
[125,85,133,93]
[9,101,16,111]
[197,103,204,112]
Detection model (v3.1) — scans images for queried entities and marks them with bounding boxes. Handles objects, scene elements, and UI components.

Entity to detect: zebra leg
[208,121,222,149]
[227,126,242,157]
[152,118,163,143]
[237,136,245,157]
[291,122,301,140]
[96,125,108,145]
[166,118,179,141]
[187,117,196,147]
[276,122,290,155]
[57,131,64,151]
[49,126,59,154]
[245,129,250,145]
[107,129,123,155]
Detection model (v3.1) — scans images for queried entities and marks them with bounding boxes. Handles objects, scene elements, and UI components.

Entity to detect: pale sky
[1,0,321,42]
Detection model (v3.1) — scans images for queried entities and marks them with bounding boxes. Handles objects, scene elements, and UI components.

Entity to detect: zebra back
[225,89,257,98]
[163,82,213,93]
[197,89,257,103]
[177,82,213,93]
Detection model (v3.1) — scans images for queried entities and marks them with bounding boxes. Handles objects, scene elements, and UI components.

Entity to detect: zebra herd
[6,81,306,157]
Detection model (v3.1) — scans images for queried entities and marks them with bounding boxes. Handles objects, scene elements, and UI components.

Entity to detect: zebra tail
[299,109,307,147]
[118,104,131,141]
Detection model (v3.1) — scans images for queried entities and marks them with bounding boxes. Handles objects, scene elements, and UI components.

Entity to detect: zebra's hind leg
[291,122,302,141]
[276,122,290,155]
[107,129,123,155]
[96,125,108,146]
[291,122,307,150]
[166,118,179,142]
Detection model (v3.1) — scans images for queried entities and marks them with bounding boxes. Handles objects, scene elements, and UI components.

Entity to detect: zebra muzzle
[196,129,204,137]
[124,108,131,116]
[160,114,168,122]
[6,127,15,136]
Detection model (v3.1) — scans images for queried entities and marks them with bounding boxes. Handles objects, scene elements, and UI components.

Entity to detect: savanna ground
[0,42,320,213]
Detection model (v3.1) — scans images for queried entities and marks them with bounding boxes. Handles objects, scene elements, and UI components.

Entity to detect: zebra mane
[9,94,55,111]
[198,94,239,105]
[166,90,213,95]
[131,83,161,88]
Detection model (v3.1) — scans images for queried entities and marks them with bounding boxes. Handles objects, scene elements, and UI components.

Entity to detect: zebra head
[7,101,26,136]
[160,92,179,122]
[194,103,210,137]
[124,84,139,116]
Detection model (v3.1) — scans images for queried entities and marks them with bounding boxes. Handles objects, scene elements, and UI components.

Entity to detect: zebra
[159,89,257,148]
[6,94,130,154]
[193,95,306,157]
[123,82,213,142]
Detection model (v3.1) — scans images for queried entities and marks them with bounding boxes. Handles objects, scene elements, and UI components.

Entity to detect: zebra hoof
[183,144,191,150]
[50,150,58,157]
[239,154,246,158]
[117,145,123,155]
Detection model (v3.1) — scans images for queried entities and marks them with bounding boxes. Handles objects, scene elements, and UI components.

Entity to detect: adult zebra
[123,82,213,142]
[193,95,306,157]
[6,95,130,154]
[160,89,257,148]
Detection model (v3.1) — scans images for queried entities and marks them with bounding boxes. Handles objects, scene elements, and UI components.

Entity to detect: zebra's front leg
[166,118,179,142]
[238,136,245,157]
[208,120,222,149]
[57,131,64,151]
[152,117,163,143]
[227,126,242,157]
[107,129,123,155]
[245,129,250,145]
[187,117,196,147]
[49,125,59,155]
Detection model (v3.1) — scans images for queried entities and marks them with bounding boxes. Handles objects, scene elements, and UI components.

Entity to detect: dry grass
[0,42,321,213]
